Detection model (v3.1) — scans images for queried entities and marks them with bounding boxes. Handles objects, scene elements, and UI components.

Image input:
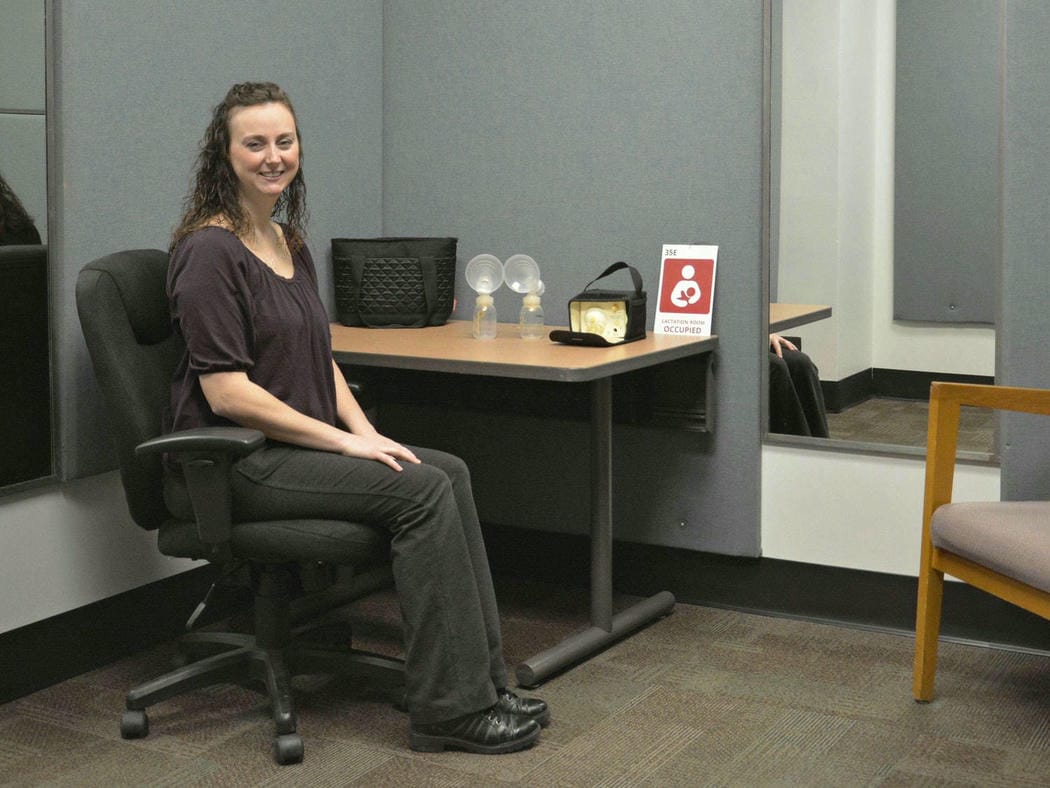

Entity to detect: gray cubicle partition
[381,1,765,556]
[50,1,766,556]
[51,0,385,479]
[894,0,1000,324]
[1000,2,1050,501]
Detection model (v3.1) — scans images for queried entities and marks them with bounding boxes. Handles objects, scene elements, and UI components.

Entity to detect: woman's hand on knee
[339,432,421,472]
[769,333,797,358]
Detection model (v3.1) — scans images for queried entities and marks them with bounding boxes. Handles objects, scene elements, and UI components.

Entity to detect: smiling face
[226,101,300,206]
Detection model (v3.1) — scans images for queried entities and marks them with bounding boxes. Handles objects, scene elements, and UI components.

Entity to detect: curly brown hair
[0,170,42,246]
[171,82,307,252]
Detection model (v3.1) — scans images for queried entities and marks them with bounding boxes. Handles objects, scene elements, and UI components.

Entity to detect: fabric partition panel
[893,0,1000,324]
[1000,1,1050,501]
[51,0,385,479]
[380,1,765,556]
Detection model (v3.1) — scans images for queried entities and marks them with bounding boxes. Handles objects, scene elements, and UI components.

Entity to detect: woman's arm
[329,360,420,469]
[200,370,419,471]
[331,360,378,437]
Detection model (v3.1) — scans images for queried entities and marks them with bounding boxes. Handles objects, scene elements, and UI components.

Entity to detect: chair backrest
[76,249,181,530]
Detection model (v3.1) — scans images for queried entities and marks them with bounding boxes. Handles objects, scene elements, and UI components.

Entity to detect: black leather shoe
[409,705,540,754]
[497,687,551,727]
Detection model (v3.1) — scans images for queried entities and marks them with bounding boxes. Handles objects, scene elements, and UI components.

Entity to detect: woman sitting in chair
[166,81,548,754]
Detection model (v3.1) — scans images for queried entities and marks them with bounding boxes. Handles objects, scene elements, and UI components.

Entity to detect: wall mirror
[0,0,53,490]
[766,0,998,461]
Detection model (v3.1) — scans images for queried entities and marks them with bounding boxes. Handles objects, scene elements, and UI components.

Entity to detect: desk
[769,303,832,334]
[330,320,718,686]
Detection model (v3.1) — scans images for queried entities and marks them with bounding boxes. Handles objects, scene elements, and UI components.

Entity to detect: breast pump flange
[465,254,504,339]
[503,254,545,339]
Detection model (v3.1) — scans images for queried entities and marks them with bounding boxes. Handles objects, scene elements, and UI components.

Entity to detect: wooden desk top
[769,303,832,334]
[330,320,718,384]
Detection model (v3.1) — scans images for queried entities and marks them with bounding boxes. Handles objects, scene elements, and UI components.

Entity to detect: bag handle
[584,261,644,296]
[348,255,438,328]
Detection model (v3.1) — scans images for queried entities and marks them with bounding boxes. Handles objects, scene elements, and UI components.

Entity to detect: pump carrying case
[553,261,647,346]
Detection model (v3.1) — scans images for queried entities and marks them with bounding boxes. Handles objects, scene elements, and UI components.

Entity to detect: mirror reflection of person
[0,171,42,246]
[166,82,548,754]
[769,333,829,438]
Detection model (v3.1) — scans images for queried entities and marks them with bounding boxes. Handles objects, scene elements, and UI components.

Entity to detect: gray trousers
[228,443,508,724]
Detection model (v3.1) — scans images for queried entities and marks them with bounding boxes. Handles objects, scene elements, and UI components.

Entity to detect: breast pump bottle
[474,294,497,339]
[504,254,545,339]
[519,292,545,339]
[465,254,503,339]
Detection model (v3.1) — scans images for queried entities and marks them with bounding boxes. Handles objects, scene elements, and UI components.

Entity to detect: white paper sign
[654,244,718,336]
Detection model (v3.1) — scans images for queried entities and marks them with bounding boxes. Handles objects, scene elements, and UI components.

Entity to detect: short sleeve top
[167,226,337,432]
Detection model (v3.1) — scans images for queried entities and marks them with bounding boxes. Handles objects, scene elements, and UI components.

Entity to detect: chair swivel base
[121,632,405,765]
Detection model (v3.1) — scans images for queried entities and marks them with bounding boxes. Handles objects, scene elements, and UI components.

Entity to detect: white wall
[762,444,1000,576]
[777,0,879,381]
[778,0,995,380]
[0,475,195,632]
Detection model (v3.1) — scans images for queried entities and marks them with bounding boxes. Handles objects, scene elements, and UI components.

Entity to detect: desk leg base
[515,591,675,688]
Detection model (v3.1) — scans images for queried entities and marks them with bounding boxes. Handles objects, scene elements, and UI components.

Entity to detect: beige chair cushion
[931,501,1050,594]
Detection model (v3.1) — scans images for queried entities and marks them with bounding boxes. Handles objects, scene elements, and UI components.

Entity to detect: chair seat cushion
[158,517,389,564]
[931,501,1050,594]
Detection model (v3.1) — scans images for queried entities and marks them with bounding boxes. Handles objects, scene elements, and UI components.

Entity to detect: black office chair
[75,249,404,764]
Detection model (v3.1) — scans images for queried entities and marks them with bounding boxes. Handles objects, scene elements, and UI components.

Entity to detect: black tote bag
[332,237,456,327]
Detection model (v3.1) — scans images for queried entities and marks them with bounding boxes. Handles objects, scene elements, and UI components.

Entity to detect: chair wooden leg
[913,564,944,701]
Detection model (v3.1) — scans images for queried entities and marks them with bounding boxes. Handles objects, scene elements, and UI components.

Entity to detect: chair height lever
[185,582,218,631]
[185,561,244,631]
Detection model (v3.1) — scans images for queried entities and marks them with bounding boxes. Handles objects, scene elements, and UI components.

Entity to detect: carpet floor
[1,579,1046,786]
[826,397,996,455]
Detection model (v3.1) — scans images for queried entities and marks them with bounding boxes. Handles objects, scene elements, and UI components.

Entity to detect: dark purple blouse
[167,226,337,433]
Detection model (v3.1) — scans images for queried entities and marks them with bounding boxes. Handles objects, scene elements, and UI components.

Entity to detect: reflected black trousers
[769,349,830,438]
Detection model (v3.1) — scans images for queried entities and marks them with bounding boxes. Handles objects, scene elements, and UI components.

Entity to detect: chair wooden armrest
[923,382,1050,524]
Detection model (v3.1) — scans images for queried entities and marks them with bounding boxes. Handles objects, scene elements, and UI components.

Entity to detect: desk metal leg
[591,376,613,631]
[515,377,676,688]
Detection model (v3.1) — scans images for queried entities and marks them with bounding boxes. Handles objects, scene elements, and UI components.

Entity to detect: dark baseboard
[484,523,1050,653]
[6,523,1046,705]
[871,369,995,400]
[0,565,233,705]
[822,368,874,413]
[822,369,996,412]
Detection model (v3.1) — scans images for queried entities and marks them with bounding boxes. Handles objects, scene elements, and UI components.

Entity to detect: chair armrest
[135,426,265,458]
[924,382,1050,531]
[136,427,265,562]
[930,381,1050,416]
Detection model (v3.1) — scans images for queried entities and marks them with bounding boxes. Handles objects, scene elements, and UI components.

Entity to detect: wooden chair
[913,382,1050,701]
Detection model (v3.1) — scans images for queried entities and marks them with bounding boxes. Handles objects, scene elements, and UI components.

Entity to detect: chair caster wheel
[120,709,149,739]
[273,733,304,765]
